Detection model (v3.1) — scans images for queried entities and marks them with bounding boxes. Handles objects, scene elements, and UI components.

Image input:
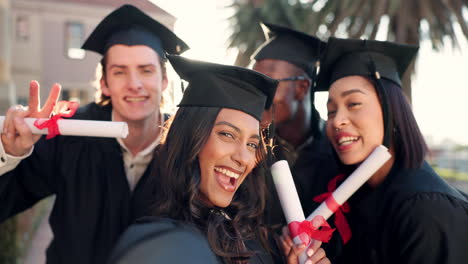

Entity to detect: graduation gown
[334,161,468,264]
[263,129,339,229]
[0,102,155,264]
[108,216,277,264]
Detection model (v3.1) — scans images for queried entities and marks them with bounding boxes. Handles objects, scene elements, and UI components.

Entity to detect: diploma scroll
[0,116,129,138]
[271,160,308,264]
[307,145,392,221]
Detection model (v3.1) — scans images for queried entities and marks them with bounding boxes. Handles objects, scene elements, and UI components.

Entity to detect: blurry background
[0,0,467,263]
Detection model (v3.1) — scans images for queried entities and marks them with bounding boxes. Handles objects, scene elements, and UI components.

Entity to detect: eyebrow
[215,121,260,140]
[327,88,367,104]
[108,63,156,69]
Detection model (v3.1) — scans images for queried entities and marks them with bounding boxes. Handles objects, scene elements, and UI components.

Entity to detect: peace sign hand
[1,80,61,156]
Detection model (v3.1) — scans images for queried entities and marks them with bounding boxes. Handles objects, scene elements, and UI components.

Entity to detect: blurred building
[0,1,177,263]
[1,0,176,112]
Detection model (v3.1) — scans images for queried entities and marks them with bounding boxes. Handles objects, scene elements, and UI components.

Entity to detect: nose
[231,144,253,170]
[332,108,349,131]
[127,72,143,92]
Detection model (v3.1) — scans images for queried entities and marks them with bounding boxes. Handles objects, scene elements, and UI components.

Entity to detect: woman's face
[198,108,260,208]
[326,76,384,165]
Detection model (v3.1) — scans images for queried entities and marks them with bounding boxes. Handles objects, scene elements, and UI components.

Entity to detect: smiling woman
[109,55,333,264]
[316,37,468,264]
[126,55,279,264]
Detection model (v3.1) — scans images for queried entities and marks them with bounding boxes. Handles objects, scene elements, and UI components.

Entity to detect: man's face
[101,44,168,124]
[253,59,300,125]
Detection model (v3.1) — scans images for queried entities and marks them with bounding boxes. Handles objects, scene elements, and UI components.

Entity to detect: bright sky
[152,0,468,146]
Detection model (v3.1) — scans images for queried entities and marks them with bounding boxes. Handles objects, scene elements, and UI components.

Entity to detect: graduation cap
[81,4,189,58]
[316,37,418,91]
[251,22,325,77]
[316,37,419,147]
[108,217,219,264]
[167,54,278,121]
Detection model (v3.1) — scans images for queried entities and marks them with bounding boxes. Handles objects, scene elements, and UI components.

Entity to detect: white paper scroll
[271,160,308,264]
[0,116,128,138]
[307,145,392,221]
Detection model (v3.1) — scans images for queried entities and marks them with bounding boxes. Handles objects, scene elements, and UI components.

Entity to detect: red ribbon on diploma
[288,216,335,245]
[34,101,79,139]
[313,174,352,244]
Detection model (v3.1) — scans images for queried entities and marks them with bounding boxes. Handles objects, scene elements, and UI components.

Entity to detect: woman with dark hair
[307,37,468,263]
[110,55,331,264]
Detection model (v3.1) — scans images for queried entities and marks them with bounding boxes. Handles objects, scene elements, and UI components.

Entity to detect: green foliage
[228,0,468,66]
[0,218,18,264]
[434,167,468,181]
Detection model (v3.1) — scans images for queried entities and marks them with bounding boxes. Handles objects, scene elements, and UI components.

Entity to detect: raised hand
[282,226,331,264]
[1,80,61,156]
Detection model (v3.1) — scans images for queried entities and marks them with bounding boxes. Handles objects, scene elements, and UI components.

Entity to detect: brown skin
[254,59,312,147]
[280,226,331,264]
[326,76,394,187]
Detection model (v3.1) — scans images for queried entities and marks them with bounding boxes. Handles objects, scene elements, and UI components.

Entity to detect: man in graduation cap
[250,23,339,230]
[0,4,188,264]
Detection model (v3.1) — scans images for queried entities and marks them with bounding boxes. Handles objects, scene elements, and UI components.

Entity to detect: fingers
[13,115,36,151]
[3,105,24,140]
[308,239,322,256]
[307,248,328,264]
[2,105,34,156]
[279,235,292,257]
[282,226,294,247]
[286,243,306,264]
[28,80,40,112]
[316,256,331,264]
[41,83,62,118]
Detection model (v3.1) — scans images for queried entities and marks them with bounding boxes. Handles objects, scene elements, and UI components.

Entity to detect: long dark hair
[150,106,269,264]
[379,78,428,169]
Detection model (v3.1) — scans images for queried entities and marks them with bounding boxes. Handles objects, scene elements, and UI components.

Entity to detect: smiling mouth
[125,96,147,102]
[338,136,359,146]
[214,167,242,191]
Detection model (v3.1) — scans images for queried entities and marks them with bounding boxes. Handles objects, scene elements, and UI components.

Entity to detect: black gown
[263,125,342,261]
[334,161,468,263]
[263,128,339,229]
[0,103,155,264]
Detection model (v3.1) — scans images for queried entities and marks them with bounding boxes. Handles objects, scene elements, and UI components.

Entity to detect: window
[65,22,85,59]
[16,16,29,41]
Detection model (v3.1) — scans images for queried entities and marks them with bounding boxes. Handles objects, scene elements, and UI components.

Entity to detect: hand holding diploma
[1,81,61,156]
[307,145,392,244]
[271,160,334,264]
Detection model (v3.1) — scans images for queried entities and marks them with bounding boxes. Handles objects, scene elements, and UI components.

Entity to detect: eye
[247,142,259,150]
[327,109,337,117]
[219,131,234,139]
[113,71,124,75]
[348,102,362,108]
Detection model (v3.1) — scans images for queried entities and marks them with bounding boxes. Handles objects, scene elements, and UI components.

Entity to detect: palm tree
[227,0,468,101]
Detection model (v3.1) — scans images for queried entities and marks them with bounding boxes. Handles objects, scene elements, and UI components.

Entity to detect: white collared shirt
[113,111,163,191]
[0,112,164,192]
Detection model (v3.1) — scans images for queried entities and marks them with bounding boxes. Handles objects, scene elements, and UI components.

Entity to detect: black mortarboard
[316,37,419,147]
[168,54,278,121]
[81,4,189,57]
[316,37,418,91]
[251,23,325,77]
[108,217,219,264]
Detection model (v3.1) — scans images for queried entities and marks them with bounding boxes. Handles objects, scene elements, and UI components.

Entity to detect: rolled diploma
[0,116,128,138]
[271,160,308,264]
[307,145,391,221]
